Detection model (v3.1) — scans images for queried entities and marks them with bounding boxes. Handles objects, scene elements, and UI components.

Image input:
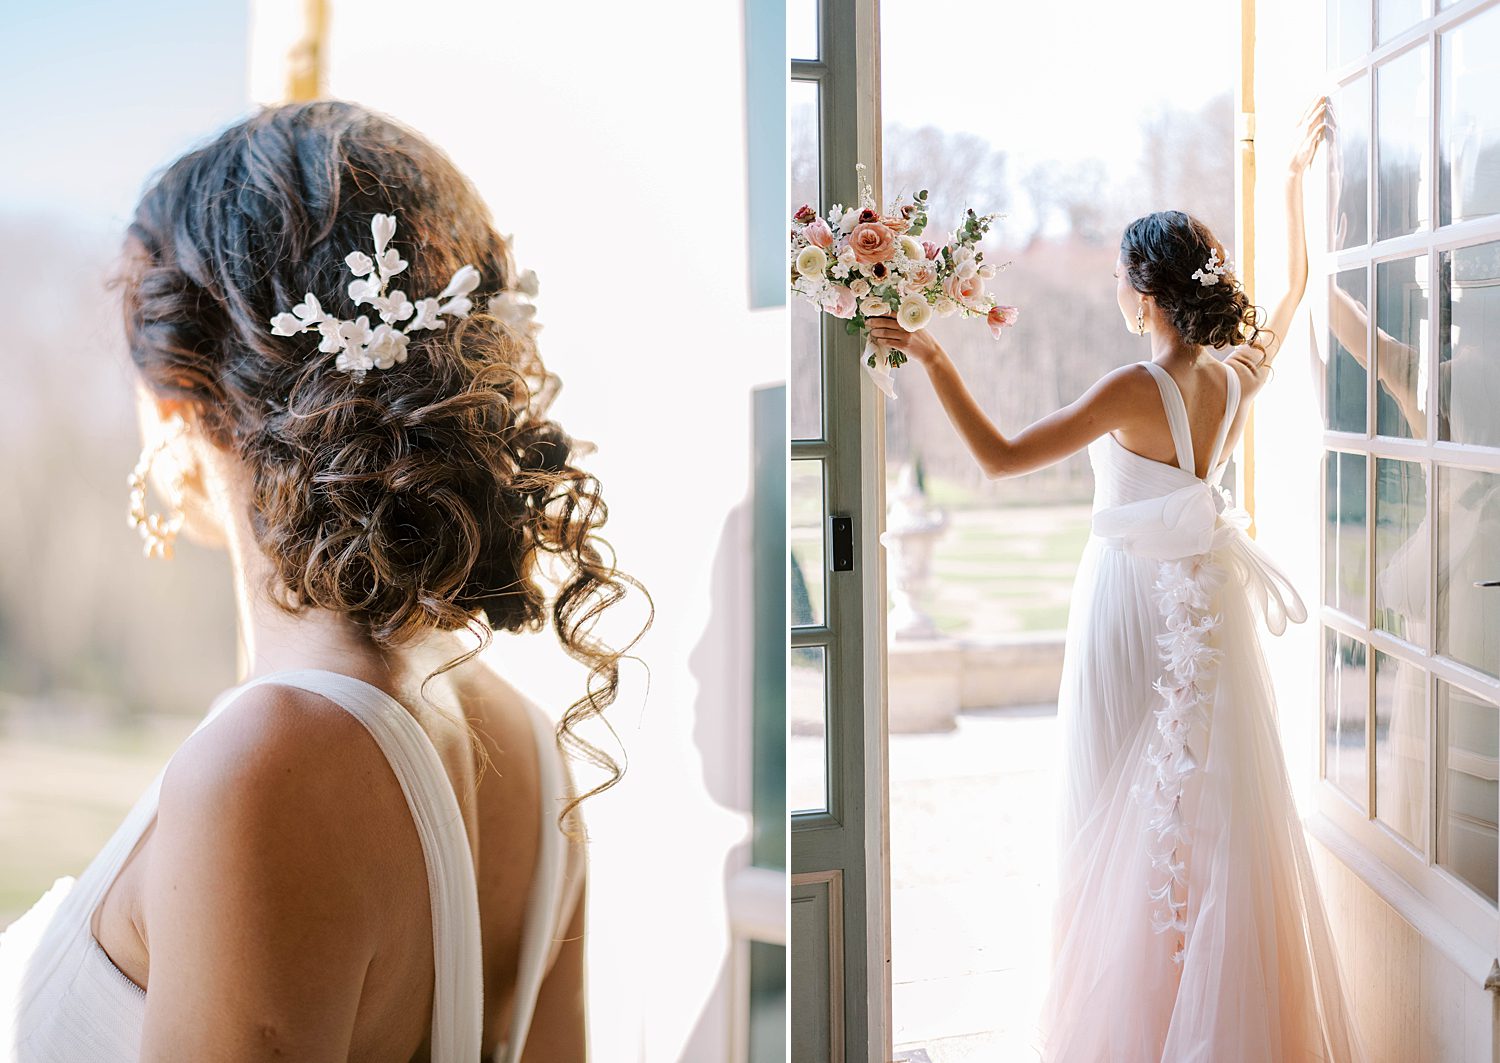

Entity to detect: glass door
[789,0,891,1058]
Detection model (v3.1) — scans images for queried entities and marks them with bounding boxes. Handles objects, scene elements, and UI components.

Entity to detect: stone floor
[889,704,1059,1062]
[791,703,1061,1062]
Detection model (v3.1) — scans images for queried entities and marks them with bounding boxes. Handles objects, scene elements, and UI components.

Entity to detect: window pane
[1376,45,1431,240]
[789,645,829,814]
[1325,628,1370,809]
[1440,5,1500,226]
[1330,77,1371,250]
[1438,241,1500,446]
[791,79,824,441]
[748,942,787,1063]
[1377,0,1422,43]
[788,0,818,62]
[1374,458,1427,643]
[1437,681,1498,904]
[1375,649,1428,850]
[1327,269,1369,432]
[1437,465,1500,678]
[1325,451,1368,618]
[1329,0,1372,67]
[1374,255,1429,439]
[791,459,825,627]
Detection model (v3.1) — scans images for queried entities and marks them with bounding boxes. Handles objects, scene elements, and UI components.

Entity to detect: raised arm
[1246,97,1331,370]
[863,318,1153,479]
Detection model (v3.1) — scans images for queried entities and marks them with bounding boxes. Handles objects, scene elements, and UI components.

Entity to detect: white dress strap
[1206,359,1242,483]
[495,702,573,1063]
[253,670,484,1063]
[1140,361,1196,475]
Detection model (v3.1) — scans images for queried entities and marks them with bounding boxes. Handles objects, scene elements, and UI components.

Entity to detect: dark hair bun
[1120,210,1265,349]
[121,101,648,810]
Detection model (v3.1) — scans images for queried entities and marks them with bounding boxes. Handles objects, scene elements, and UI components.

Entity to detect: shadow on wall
[681,499,752,1062]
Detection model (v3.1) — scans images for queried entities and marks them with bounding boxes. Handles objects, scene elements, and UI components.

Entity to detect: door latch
[830,515,854,572]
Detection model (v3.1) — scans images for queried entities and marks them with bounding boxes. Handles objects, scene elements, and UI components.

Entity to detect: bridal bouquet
[789,164,1018,398]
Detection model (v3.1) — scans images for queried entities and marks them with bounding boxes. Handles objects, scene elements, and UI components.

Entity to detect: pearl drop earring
[127,419,188,560]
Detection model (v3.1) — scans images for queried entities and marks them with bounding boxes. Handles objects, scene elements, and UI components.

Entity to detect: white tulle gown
[1037,360,1367,1062]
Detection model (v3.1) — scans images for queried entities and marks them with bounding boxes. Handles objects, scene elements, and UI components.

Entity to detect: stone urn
[880,462,948,641]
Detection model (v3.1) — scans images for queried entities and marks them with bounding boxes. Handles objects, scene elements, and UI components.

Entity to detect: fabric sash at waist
[1092,480,1308,636]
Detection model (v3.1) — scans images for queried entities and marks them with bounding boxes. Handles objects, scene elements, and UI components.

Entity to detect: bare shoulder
[1088,362,1162,423]
[163,682,400,826]
[152,682,420,934]
[138,683,430,1054]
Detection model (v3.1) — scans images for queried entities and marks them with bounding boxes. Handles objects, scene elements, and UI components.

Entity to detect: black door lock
[830,516,854,572]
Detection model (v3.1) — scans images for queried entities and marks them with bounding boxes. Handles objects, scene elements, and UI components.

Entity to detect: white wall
[251,4,786,1059]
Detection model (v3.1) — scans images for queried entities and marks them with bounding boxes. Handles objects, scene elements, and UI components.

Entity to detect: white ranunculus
[897,235,924,261]
[860,295,890,318]
[796,245,830,277]
[897,296,933,332]
[850,278,871,297]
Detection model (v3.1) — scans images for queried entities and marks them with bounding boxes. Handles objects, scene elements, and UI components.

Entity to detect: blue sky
[0,0,251,231]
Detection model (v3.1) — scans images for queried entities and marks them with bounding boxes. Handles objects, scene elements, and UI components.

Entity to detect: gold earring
[1136,305,1146,335]
[127,420,188,560]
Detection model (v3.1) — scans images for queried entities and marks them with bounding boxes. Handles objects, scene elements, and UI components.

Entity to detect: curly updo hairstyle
[1120,210,1269,351]
[121,100,648,811]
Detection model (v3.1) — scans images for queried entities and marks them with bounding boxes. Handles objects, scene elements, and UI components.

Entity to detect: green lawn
[794,456,1092,638]
[911,503,1090,637]
[0,720,193,923]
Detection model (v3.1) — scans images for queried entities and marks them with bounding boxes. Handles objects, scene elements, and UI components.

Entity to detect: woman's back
[2,658,583,1063]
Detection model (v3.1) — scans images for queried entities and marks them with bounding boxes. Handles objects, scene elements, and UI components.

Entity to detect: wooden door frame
[789,0,891,1057]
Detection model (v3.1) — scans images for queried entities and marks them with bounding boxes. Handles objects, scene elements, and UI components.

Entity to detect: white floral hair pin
[269,213,538,383]
[1190,248,1233,287]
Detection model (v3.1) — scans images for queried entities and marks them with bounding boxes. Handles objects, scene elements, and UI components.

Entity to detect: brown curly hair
[1120,210,1270,351]
[121,100,648,815]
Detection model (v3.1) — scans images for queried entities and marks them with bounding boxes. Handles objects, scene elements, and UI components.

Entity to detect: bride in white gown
[866,98,1367,1061]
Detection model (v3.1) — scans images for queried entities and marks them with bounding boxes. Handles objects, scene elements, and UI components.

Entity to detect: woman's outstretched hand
[1289,95,1331,179]
[865,315,946,368]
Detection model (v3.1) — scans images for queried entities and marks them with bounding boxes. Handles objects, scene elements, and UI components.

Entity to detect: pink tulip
[987,304,1020,337]
[805,218,835,249]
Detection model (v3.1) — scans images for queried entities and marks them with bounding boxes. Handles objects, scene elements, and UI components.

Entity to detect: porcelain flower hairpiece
[1190,248,1233,287]
[269,213,482,383]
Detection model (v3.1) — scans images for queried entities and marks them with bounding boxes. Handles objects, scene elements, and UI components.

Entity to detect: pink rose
[850,222,896,265]
[922,240,942,260]
[906,263,937,289]
[944,272,986,311]
[805,217,835,249]
[987,304,1020,337]
[820,284,857,319]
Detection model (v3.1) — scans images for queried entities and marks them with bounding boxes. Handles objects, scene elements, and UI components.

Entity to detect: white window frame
[1309,0,1500,985]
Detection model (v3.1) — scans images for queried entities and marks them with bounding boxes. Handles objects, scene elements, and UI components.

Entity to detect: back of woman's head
[122,100,644,803]
[1120,210,1265,350]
